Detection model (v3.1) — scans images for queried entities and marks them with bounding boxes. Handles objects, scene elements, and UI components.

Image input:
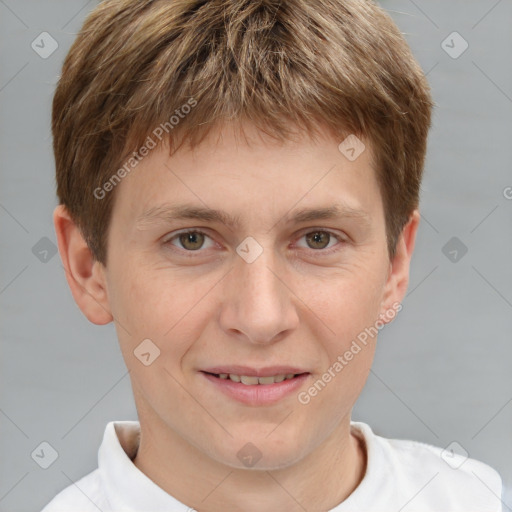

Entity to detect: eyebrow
[135,202,371,231]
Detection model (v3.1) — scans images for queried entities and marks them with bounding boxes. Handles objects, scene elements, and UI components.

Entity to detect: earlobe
[379,209,420,320]
[53,205,113,325]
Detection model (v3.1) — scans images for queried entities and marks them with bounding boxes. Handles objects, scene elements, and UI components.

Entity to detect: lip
[201,365,308,377]
[200,370,310,406]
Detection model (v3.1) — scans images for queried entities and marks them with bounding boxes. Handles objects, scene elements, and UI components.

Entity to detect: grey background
[1,1,511,511]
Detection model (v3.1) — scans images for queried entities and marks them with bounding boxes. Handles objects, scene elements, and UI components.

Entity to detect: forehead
[109,122,382,233]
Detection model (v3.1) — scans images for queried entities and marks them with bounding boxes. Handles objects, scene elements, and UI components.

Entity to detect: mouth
[202,371,306,385]
[199,367,310,405]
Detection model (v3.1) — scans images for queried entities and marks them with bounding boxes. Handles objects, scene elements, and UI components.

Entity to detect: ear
[53,204,113,325]
[379,209,420,321]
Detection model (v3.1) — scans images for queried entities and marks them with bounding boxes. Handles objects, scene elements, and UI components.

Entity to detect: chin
[212,433,309,471]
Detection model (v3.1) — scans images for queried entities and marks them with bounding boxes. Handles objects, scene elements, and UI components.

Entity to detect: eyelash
[163,228,347,258]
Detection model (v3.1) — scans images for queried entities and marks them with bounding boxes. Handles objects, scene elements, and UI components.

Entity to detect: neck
[132,409,366,512]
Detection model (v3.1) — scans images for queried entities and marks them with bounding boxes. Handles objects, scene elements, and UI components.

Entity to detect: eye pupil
[179,232,204,250]
[172,230,337,254]
[306,231,330,249]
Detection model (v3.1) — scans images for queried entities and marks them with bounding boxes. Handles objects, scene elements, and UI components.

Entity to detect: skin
[54,121,419,512]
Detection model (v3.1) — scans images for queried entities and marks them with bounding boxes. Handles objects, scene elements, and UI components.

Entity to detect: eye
[295,230,346,254]
[163,228,347,257]
[164,230,215,252]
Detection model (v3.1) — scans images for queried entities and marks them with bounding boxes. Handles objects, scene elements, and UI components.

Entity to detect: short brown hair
[52,0,433,264]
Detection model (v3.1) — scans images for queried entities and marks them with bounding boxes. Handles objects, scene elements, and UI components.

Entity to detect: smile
[200,369,310,406]
[206,372,300,385]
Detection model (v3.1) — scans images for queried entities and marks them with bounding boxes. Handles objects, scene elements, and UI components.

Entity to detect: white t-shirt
[41,420,504,511]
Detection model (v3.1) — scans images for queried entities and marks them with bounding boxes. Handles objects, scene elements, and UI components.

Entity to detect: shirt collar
[98,420,191,511]
[97,420,378,511]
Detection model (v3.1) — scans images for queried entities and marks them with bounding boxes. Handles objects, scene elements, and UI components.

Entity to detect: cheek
[111,264,215,356]
[299,265,385,340]
[297,276,380,420]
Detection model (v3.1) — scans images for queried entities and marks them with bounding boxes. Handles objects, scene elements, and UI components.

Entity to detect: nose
[218,241,299,345]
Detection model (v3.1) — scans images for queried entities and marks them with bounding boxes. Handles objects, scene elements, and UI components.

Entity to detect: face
[100,122,403,469]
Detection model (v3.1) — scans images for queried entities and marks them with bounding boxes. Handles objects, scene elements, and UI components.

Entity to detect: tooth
[224,373,297,384]
[258,376,277,385]
[240,375,260,385]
